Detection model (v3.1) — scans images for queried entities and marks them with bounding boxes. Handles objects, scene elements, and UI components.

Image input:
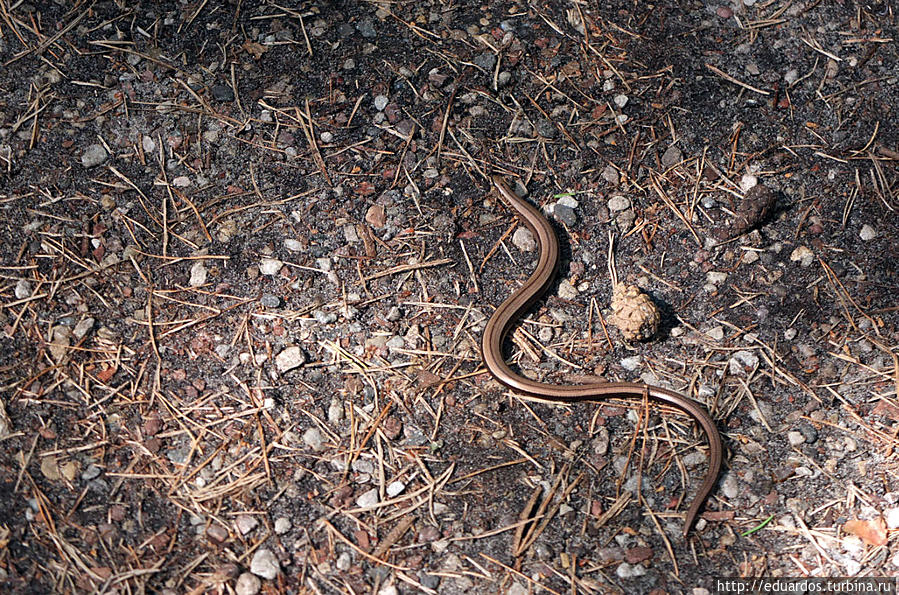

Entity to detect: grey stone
[303,427,324,451]
[512,227,536,252]
[662,145,683,168]
[211,84,234,102]
[260,294,280,308]
[249,548,280,580]
[259,258,283,276]
[607,195,631,212]
[356,17,377,38]
[235,572,261,595]
[275,346,305,373]
[473,52,496,71]
[81,144,108,168]
[553,204,576,226]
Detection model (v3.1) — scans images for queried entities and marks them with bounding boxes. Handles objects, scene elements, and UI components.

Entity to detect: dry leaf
[41,455,62,480]
[242,40,268,59]
[843,518,887,546]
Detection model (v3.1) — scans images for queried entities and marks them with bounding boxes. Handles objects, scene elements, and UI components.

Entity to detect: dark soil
[0,1,897,593]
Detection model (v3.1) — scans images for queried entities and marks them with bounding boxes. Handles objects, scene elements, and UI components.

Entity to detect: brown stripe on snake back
[483,175,722,538]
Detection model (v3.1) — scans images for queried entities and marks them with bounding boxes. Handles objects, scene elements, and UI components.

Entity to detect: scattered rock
[661,145,683,168]
[356,17,377,38]
[235,515,258,535]
[303,427,324,452]
[235,572,261,595]
[189,261,207,287]
[512,227,536,252]
[14,279,31,299]
[607,195,631,212]
[72,317,95,339]
[552,203,576,226]
[366,204,386,227]
[787,431,805,447]
[789,245,814,267]
[206,524,229,543]
[274,517,291,534]
[728,350,759,375]
[249,548,280,580]
[859,224,876,241]
[284,239,303,252]
[386,481,405,498]
[356,488,379,508]
[373,95,389,111]
[259,258,283,276]
[81,144,108,168]
[615,562,646,578]
[620,356,642,371]
[275,346,305,373]
[260,294,280,308]
[211,84,235,102]
[328,399,344,425]
[706,326,725,341]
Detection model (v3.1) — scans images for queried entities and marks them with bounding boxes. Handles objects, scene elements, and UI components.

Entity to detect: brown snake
[482,175,722,537]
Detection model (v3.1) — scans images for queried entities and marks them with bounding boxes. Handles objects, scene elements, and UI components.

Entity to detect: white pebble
[859,224,876,241]
[356,488,379,508]
[789,245,814,267]
[275,346,305,373]
[189,261,208,287]
[787,431,805,447]
[706,326,725,341]
[249,548,281,580]
[512,227,536,252]
[259,258,283,276]
[728,350,759,376]
[740,174,758,192]
[607,195,631,212]
[14,279,31,299]
[386,481,405,498]
[620,356,642,371]
[284,239,303,252]
[235,572,261,595]
[613,94,628,108]
[274,517,292,534]
[303,427,324,452]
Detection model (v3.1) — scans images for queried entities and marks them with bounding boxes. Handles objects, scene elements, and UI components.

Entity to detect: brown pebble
[366,204,386,228]
[143,416,162,436]
[109,504,126,521]
[716,6,733,18]
[206,524,229,544]
[728,184,777,238]
[383,416,403,440]
[625,546,654,564]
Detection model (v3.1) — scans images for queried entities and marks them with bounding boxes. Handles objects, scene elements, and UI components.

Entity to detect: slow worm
[483,175,722,537]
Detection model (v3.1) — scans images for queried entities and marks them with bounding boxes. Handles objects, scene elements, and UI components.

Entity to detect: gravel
[356,488,379,508]
[303,427,324,452]
[235,573,261,595]
[249,548,280,580]
[259,258,283,276]
[275,346,305,373]
[80,144,108,167]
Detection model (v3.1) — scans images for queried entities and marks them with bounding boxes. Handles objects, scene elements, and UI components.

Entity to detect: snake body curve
[482,175,722,537]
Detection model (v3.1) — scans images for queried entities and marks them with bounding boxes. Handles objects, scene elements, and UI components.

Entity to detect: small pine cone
[609,284,660,341]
